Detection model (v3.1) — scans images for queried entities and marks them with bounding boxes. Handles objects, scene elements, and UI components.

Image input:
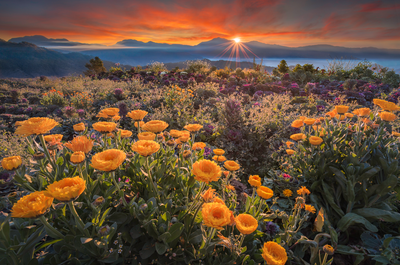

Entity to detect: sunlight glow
[234,38,241,43]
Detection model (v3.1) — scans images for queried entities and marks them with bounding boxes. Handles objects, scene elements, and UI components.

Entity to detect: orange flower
[91,149,126,172]
[227,184,235,191]
[97,108,119,118]
[44,176,85,202]
[11,191,54,218]
[286,141,294,148]
[70,151,85,164]
[290,133,306,141]
[64,136,94,154]
[201,202,232,229]
[1,156,22,170]
[191,160,222,184]
[112,115,120,122]
[248,175,261,187]
[127,110,148,121]
[131,140,160,157]
[169,130,182,138]
[224,161,240,171]
[212,197,225,205]
[335,105,349,115]
[373,99,400,112]
[138,132,156,141]
[134,121,145,128]
[297,186,311,196]
[184,124,203,132]
[305,204,316,214]
[73,123,85,132]
[202,187,216,202]
[213,155,227,162]
[353,108,371,117]
[257,186,274,200]
[299,116,306,121]
[178,131,191,142]
[192,142,206,150]
[291,119,304,128]
[304,118,316,126]
[286,149,295,155]
[309,136,323,146]
[119,130,132,138]
[261,242,288,265]
[213,149,225,156]
[93,122,117,133]
[323,245,335,255]
[282,189,292,197]
[379,111,397,122]
[142,120,169,133]
[392,132,400,137]
[345,113,354,118]
[14,117,59,136]
[325,109,337,118]
[44,134,63,142]
[235,214,258,235]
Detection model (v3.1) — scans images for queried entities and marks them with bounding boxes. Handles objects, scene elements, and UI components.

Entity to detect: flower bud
[323,245,335,255]
[33,152,45,161]
[98,225,110,236]
[92,196,105,207]
[166,140,175,147]
[183,150,191,159]
[126,152,134,158]
[139,203,148,211]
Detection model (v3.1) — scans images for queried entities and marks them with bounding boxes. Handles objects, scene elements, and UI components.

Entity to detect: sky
[0,0,400,49]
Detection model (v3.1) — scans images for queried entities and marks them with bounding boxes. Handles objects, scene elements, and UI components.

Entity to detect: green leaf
[56,156,64,166]
[158,232,171,243]
[166,222,184,243]
[139,241,155,259]
[337,213,378,232]
[353,208,400,222]
[130,225,142,239]
[155,242,167,255]
[188,230,203,245]
[107,212,128,224]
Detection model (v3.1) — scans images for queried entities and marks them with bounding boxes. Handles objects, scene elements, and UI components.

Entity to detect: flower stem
[68,201,90,237]
[39,215,64,239]
[146,157,160,201]
[38,134,57,174]
[111,171,128,207]
[237,234,245,251]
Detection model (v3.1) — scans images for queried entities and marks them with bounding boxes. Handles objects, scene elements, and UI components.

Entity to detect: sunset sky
[1,0,399,49]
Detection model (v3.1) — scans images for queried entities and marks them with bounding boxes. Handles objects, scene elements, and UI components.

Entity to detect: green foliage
[382,70,400,88]
[277,60,289,74]
[84,57,107,76]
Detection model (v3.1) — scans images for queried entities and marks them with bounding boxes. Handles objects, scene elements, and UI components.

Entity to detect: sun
[233,38,241,43]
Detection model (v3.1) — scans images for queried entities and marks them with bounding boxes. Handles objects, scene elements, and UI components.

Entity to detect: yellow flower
[212,197,225,205]
[325,110,337,118]
[178,131,191,142]
[282,189,293,197]
[257,186,274,200]
[261,242,288,265]
[119,130,132,138]
[345,113,354,118]
[392,132,400,137]
[44,134,63,142]
[192,142,206,150]
[290,133,306,141]
[201,202,232,229]
[248,175,261,187]
[213,149,225,156]
[14,117,59,136]
[335,105,349,115]
[335,114,345,121]
[213,155,226,162]
[138,132,156,141]
[299,116,306,121]
[127,110,148,121]
[291,119,304,128]
[64,136,94,154]
[134,121,145,128]
[112,115,120,122]
[11,191,54,218]
[297,186,311,196]
[93,122,117,133]
[91,149,126,172]
[201,187,216,202]
[131,140,160,157]
[191,160,222,184]
[224,161,240,171]
[373,99,400,112]
[353,108,371,117]
[1,156,22,170]
[303,118,316,126]
[323,245,335,255]
[309,136,323,146]
[235,214,258,235]
[70,151,85,164]
[286,141,294,148]
[379,111,397,122]
[73,123,85,132]
[169,130,182,138]
[184,124,203,132]
[142,120,169,133]
[227,184,235,191]
[286,149,295,155]
[305,204,316,214]
[44,176,85,202]
[97,108,119,118]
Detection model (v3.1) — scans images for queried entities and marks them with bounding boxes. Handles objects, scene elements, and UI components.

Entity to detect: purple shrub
[264,221,280,236]
[77,109,85,117]
[114,88,124,100]
[20,98,28,103]
[118,102,128,117]
[226,129,243,143]
[63,106,76,118]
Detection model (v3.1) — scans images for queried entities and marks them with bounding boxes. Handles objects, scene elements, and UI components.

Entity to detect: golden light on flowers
[335,105,349,115]
[309,136,323,146]
[191,160,222,184]
[170,130,182,138]
[379,111,397,122]
[305,204,316,214]
[286,149,295,155]
[286,141,294,148]
[14,117,59,136]
[119,130,132,138]
[64,136,94,154]
[201,187,216,202]
[257,186,274,200]
[134,121,145,128]
[112,115,120,122]
[73,123,85,132]
[1,156,22,171]
[299,116,306,121]
[373,99,400,112]
[297,186,311,196]
[201,202,232,229]
[345,113,354,118]
[304,118,316,125]
[184,124,203,132]
[192,142,206,150]
[291,119,303,128]
[282,189,293,197]
[91,149,126,172]
[127,110,148,121]
[213,149,225,156]
[44,134,63,142]
[227,184,235,191]
[235,214,258,235]
[335,114,345,121]
[178,131,191,142]
[141,120,169,133]
[224,160,240,171]
[248,175,261,187]
[138,132,156,141]
[131,140,160,157]
[44,176,86,202]
[213,155,227,162]
[93,122,117,133]
[11,191,54,218]
[353,108,371,117]
[392,132,400,137]
[70,151,85,164]
[290,133,306,141]
[261,241,288,265]
[97,108,119,118]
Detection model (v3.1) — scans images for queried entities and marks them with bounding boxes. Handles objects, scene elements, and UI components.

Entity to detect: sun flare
[234,38,241,43]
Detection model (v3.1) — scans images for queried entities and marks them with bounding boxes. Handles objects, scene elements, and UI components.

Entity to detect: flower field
[0,61,400,264]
